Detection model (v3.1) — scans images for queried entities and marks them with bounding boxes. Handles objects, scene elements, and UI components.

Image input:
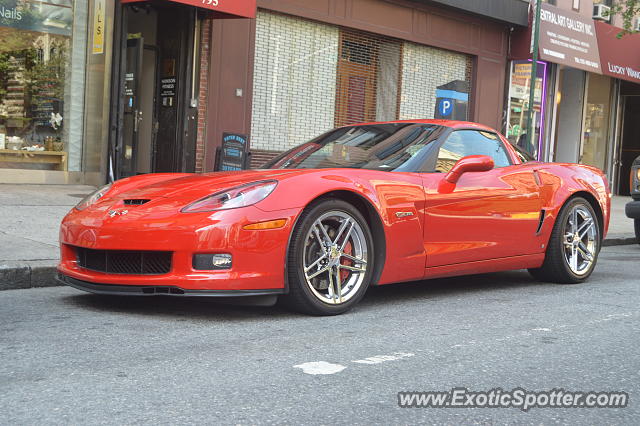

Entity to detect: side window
[435,130,512,173]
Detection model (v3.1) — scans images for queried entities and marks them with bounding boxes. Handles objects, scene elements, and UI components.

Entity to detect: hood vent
[123,199,151,206]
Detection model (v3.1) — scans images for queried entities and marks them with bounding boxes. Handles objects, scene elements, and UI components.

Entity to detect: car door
[422,129,543,267]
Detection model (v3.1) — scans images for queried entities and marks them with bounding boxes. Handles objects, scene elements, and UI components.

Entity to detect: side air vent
[123,199,150,206]
[536,210,546,235]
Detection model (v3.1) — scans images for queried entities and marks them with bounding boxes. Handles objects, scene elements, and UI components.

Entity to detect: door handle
[133,110,143,133]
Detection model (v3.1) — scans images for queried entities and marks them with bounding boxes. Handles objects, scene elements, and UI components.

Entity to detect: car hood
[105,169,308,203]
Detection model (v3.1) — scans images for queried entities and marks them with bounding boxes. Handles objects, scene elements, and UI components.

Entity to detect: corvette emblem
[395,211,414,218]
[108,209,128,217]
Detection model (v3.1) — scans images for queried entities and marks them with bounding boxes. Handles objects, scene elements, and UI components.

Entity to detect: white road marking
[293,312,637,376]
[293,361,346,375]
[352,352,415,365]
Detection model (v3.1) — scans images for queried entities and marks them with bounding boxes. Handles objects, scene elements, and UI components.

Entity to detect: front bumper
[58,204,300,291]
[56,273,285,297]
[626,200,640,219]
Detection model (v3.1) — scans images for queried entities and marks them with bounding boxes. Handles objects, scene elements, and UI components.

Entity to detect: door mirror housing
[445,155,494,184]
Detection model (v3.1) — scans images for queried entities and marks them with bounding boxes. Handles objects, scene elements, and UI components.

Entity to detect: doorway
[618,95,640,195]
[553,66,586,164]
[113,2,199,179]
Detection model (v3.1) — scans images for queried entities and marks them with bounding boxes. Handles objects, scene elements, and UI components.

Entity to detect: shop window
[0,0,84,173]
[250,11,473,161]
[335,31,401,127]
[398,42,472,122]
[506,60,548,160]
[250,11,340,156]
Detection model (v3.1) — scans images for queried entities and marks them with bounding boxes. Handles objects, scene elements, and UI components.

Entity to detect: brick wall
[195,17,212,173]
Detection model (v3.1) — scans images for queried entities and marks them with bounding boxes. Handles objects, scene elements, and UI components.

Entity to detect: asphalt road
[1,245,639,425]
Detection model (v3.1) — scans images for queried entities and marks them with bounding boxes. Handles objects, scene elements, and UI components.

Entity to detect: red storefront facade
[107,0,521,181]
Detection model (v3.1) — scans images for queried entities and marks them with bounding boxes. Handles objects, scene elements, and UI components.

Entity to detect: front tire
[282,198,374,315]
[529,197,601,284]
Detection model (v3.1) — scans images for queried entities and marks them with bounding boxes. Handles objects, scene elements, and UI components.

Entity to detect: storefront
[109,0,256,180]
[509,1,640,195]
[245,0,514,166]
[1,1,82,183]
[1,0,520,183]
[595,21,640,195]
[0,0,257,184]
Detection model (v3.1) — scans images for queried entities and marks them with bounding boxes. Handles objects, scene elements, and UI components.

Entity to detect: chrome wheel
[562,205,597,276]
[302,210,368,305]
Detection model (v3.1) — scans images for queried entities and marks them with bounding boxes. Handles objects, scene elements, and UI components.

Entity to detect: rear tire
[635,219,640,245]
[528,197,601,284]
[281,198,374,316]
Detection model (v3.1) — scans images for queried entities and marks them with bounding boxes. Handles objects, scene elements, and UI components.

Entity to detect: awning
[596,21,640,84]
[121,0,256,19]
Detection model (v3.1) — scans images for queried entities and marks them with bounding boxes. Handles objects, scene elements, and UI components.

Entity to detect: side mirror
[445,155,494,184]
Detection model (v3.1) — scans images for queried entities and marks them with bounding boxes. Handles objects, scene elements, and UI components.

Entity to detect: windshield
[263,123,443,171]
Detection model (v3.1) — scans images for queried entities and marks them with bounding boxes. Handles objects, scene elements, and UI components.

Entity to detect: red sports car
[57,120,611,315]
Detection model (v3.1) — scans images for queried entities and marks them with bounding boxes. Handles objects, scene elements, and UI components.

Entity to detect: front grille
[75,247,172,275]
[123,199,150,206]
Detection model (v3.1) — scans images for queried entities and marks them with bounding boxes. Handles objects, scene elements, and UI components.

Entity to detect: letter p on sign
[439,99,453,117]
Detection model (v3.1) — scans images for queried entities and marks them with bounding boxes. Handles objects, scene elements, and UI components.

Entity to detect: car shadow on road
[61,270,543,321]
[361,270,542,308]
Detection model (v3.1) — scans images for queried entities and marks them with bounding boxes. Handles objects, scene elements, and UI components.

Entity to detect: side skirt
[422,254,545,280]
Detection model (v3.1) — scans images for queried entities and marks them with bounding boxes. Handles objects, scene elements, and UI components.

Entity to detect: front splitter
[56,273,285,298]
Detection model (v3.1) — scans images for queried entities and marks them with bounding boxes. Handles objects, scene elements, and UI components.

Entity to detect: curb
[0,262,59,291]
[602,236,637,247]
[0,236,637,291]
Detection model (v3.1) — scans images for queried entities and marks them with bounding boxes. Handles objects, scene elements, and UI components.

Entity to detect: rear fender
[535,164,610,245]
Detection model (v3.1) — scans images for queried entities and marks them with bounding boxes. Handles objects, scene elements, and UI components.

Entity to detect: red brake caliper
[340,241,353,281]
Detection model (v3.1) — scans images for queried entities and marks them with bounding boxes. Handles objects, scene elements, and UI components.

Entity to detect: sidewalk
[0,185,637,290]
[606,195,638,246]
[0,184,95,290]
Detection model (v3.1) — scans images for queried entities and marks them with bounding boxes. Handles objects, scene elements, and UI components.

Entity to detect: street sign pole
[526,0,542,158]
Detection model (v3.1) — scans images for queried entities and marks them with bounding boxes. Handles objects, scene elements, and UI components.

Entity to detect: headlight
[75,183,112,211]
[181,181,277,213]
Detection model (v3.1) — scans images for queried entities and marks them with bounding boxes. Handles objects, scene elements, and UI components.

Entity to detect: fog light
[193,254,232,270]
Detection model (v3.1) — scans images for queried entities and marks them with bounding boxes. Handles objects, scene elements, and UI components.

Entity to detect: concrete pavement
[0,184,637,290]
[607,195,637,245]
[0,184,95,290]
[1,244,639,424]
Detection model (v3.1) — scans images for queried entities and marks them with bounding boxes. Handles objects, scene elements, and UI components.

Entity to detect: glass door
[581,74,613,173]
[118,37,144,178]
[506,60,548,160]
